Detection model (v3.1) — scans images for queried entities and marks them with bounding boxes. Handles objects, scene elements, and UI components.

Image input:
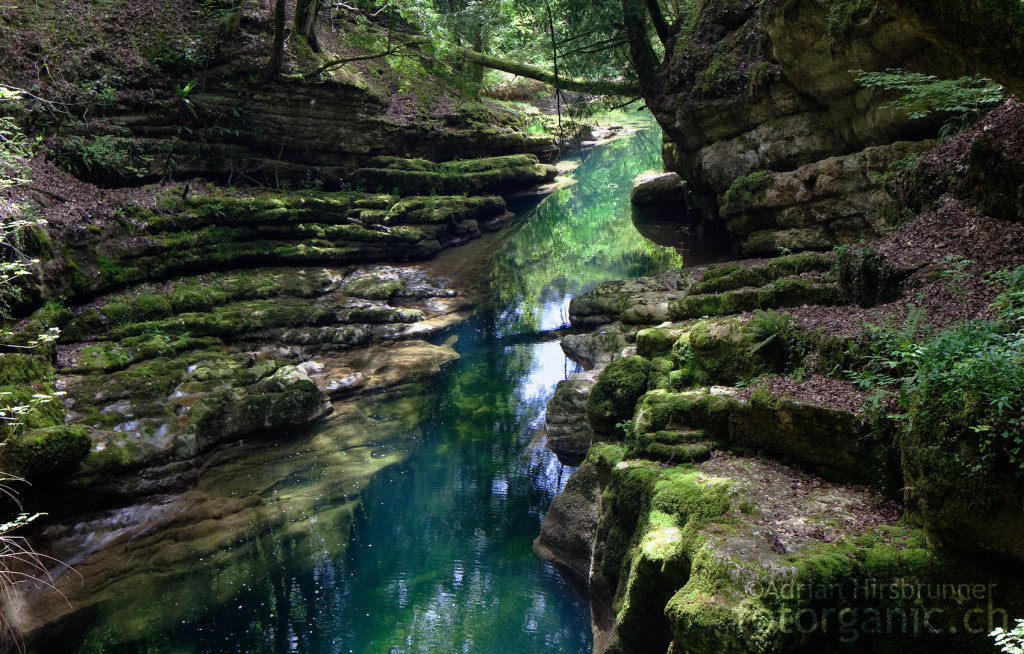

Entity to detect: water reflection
[41,113,685,653]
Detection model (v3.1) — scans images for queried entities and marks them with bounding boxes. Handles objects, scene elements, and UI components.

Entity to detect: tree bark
[456,47,640,95]
[621,0,661,99]
[226,0,244,39]
[870,0,1024,100]
[267,0,287,77]
[294,0,321,52]
[470,29,485,89]
[644,0,670,45]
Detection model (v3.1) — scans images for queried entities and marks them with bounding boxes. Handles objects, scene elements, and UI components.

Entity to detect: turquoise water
[56,118,685,653]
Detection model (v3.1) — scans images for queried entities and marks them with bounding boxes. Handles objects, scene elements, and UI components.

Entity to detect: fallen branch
[457,47,639,96]
[298,49,398,79]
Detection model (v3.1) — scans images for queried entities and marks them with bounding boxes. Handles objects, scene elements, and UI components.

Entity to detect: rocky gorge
[535,1,1024,652]
[1,0,1023,651]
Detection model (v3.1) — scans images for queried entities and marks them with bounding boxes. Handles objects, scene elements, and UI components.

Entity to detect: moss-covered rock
[0,352,55,385]
[586,356,654,438]
[2,425,91,481]
[899,421,1024,566]
[683,318,790,386]
[351,154,555,196]
[188,365,332,448]
[539,449,1018,654]
[545,372,599,465]
[652,0,958,251]
[636,327,684,359]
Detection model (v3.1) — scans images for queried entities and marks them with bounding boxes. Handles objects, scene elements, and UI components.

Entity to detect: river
[39,114,689,653]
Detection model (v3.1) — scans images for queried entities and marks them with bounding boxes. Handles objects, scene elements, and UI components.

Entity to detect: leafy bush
[50,134,153,179]
[847,266,1024,476]
[853,69,1005,136]
[993,619,1024,654]
[908,319,1024,475]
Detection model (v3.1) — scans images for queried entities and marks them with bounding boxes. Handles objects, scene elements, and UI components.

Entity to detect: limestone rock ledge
[649,0,962,253]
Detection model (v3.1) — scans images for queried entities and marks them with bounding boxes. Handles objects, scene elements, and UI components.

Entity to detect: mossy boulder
[0,353,55,385]
[636,327,685,360]
[899,422,1024,566]
[586,356,654,438]
[683,318,789,386]
[351,154,555,196]
[343,273,406,301]
[540,448,1016,654]
[188,365,332,447]
[545,373,598,465]
[2,425,91,481]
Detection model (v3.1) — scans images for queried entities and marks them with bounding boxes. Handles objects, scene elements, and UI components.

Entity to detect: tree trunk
[644,0,670,45]
[294,0,321,52]
[870,0,1024,100]
[226,0,244,39]
[267,0,287,77]
[621,0,661,99]
[470,29,485,89]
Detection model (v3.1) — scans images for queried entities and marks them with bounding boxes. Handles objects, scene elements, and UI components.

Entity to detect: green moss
[749,387,779,410]
[587,442,627,470]
[343,275,406,301]
[79,439,147,476]
[634,390,737,440]
[724,170,769,206]
[636,328,681,360]
[647,356,677,391]
[0,384,65,435]
[0,353,55,385]
[353,154,550,196]
[686,318,783,386]
[586,356,654,438]
[2,425,91,481]
[835,245,904,306]
[669,289,761,320]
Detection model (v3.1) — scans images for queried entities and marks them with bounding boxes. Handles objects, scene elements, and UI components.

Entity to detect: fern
[853,68,1005,124]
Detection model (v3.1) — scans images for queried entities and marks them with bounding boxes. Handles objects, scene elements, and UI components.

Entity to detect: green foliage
[0,88,45,314]
[723,169,768,205]
[853,69,1005,136]
[744,308,793,342]
[50,134,153,179]
[0,88,32,196]
[847,266,1024,477]
[825,0,879,39]
[993,619,1024,654]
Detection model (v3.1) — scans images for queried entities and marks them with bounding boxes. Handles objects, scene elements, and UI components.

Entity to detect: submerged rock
[630,170,686,207]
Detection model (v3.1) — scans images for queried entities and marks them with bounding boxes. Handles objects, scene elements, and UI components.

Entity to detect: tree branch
[457,47,639,96]
[299,49,398,78]
[644,0,670,45]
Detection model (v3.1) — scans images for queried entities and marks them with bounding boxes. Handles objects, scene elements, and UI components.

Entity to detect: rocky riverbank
[534,94,1024,653]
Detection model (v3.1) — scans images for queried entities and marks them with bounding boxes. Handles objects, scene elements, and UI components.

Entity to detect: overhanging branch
[457,47,640,96]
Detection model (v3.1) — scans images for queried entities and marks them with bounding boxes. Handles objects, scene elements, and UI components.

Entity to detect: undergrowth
[846,265,1024,477]
[853,69,1005,137]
